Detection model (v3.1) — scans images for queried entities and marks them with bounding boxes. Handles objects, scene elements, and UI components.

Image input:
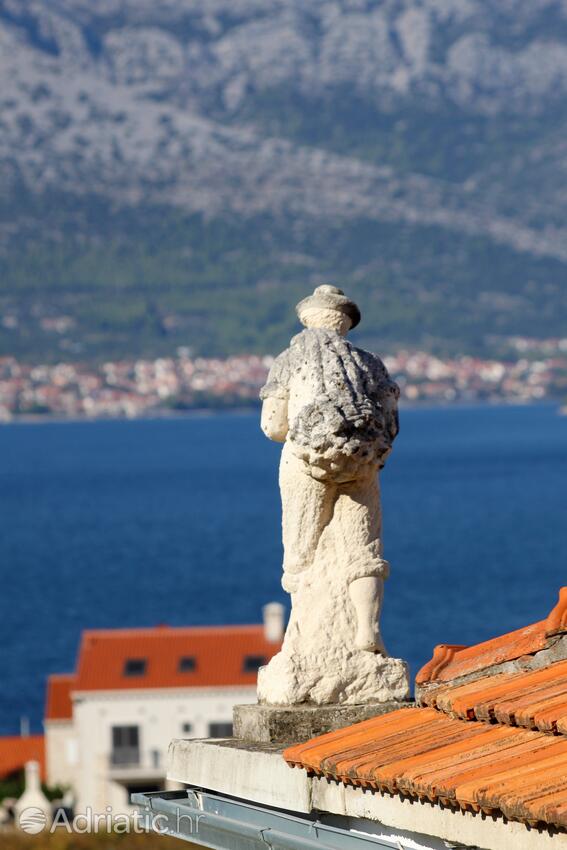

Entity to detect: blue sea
[0,404,565,735]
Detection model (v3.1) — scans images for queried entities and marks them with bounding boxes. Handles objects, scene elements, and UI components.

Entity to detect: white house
[44,604,284,814]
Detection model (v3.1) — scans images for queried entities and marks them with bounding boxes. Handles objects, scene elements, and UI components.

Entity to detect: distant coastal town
[1,337,566,422]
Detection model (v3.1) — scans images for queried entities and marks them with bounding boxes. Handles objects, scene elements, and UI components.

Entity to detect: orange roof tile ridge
[416,621,547,686]
[418,637,567,702]
[546,587,567,637]
[417,588,567,690]
[416,644,468,685]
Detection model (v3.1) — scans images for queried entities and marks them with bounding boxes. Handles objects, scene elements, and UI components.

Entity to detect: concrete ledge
[168,738,312,813]
[167,738,567,850]
[233,701,412,743]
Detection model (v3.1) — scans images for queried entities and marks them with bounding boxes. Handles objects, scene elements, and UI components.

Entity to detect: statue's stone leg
[334,471,389,653]
[279,443,335,584]
[348,576,386,654]
[258,460,409,706]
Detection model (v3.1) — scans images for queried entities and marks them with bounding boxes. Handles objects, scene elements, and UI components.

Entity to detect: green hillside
[1,192,565,362]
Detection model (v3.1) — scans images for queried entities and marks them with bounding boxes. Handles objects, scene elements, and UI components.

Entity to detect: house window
[111,726,140,766]
[123,658,147,677]
[208,722,233,738]
[242,655,266,673]
[181,722,193,735]
[178,656,197,673]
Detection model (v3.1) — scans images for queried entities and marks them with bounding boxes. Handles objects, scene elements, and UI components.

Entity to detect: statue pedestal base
[233,700,411,744]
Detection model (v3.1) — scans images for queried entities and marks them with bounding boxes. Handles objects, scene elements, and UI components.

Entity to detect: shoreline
[0,406,256,426]
[0,398,563,426]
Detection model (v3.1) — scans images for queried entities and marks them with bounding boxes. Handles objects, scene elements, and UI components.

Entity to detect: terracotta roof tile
[421,660,567,733]
[557,711,567,735]
[417,587,567,686]
[0,736,45,781]
[404,730,559,803]
[74,624,280,692]
[45,673,75,721]
[284,709,567,827]
[496,688,567,730]
[455,747,567,821]
[284,587,567,830]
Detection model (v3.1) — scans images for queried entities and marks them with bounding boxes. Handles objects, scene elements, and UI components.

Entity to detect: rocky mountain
[1,0,566,360]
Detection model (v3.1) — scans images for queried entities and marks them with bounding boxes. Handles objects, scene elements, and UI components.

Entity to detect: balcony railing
[109,749,163,773]
[110,747,141,767]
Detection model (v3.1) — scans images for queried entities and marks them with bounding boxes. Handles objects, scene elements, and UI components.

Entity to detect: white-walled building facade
[44,607,284,813]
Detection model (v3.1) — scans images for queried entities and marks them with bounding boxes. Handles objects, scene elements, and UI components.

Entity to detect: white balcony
[108,748,165,781]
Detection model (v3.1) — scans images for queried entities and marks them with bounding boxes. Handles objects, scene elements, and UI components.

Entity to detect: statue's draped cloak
[261,328,399,481]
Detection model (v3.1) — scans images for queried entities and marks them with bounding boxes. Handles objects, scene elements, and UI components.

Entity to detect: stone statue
[258,286,409,706]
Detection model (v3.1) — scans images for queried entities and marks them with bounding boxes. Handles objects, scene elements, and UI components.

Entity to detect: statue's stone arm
[260,349,291,443]
[261,396,289,443]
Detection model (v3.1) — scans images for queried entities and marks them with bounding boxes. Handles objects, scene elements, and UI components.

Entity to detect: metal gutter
[131,788,406,850]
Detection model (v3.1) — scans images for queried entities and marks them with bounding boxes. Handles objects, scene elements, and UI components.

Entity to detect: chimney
[14,761,52,832]
[23,761,41,794]
[262,602,285,643]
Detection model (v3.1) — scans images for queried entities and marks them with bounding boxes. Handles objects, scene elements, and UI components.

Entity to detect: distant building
[44,674,76,792]
[42,605,284,813]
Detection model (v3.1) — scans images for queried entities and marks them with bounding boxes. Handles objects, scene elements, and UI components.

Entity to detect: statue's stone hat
[296,285,361,329]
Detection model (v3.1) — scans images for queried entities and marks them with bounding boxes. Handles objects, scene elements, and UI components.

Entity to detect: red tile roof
[416,587,567,686]
[284,588,567,831]
[0,736,45,781]
[45,674,75,721]
[285,708,567,827]
[74,624,280,692]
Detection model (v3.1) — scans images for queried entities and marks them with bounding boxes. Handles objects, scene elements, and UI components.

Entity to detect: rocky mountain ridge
[1,0,566,359]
